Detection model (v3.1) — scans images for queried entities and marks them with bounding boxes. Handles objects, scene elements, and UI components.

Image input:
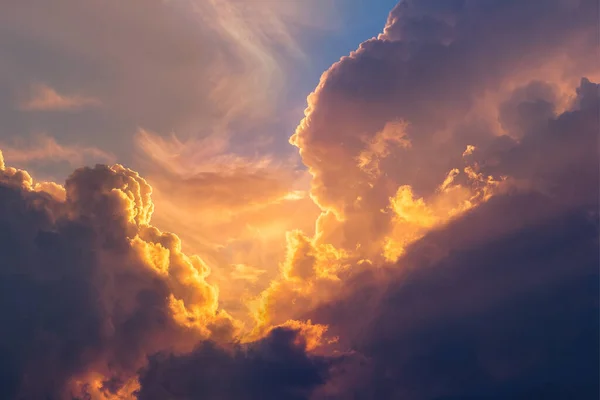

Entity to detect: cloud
[0,133,114,168]
[137,327,332,400]
[298,79,599,398]
[0,155,238,399]
[134,129,287,203]
[245,0,600,331]
[0,0,337,170]
[311,194,598,399]
[289,0,598,260]
[0,0,335,316]
[134,129,321,322]
[128,70,600,399]
[477,77,599,209]
[20,84,101,111]
[303,73,600,399]
[0,0,598,398]
[230,264,267,283]
[0,78,596,399]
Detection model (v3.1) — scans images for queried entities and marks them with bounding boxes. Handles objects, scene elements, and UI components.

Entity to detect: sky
[0,0,598,399]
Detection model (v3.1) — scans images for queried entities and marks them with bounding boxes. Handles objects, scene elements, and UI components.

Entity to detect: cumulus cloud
[0,0,598,398]
[134,129,321,322]
[0,77,596,398]
[0,0,334,329]
[290,0,598,259]
[137,327,332,400]
[301,77,600,399]
[311,194,598,399]
[0,155,238,399]
[478,78,599,209]
[134,129,292,210]
[247,0,600,330]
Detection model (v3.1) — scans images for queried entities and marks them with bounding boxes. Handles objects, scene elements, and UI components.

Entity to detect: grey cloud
[0,0,325,180]
[479,78,599,209]
[131,76,599,400]
[312,193,598,399]
[292,0,598,252]
[137,327,332,400]
[305,79,599,400]
[0,162,229,399]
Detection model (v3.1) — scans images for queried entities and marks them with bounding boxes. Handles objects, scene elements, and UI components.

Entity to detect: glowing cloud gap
[0,0,598,398]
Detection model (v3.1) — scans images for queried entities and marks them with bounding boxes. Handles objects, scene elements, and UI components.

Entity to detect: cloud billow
[0,160,237,398]
[0,0,598,399]
[137,327,332,400]
[305,77,600,399]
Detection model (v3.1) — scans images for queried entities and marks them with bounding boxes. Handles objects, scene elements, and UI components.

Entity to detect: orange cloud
[20,84,101,111]
[251,0,600,332]
[272,319,332,352]
[383,162,505,262]
[0,0,598,398]
[0,78,597,398]
[230,263,267,283]
[0,151,241,397]
[133,129,322,325]
[184,0,339,123]
[357,121,411,179]
[0,133,115,168]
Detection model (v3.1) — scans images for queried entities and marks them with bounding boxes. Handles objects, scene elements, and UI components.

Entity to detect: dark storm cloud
[130,80,599,400]
[312,195,598,399]
[306,79,600,399]
[477,78,599,208]
[139,2,599,397]
[0,0,597,398]
[0,157,329,400]
[0,161,233,399]
[137,327,332,400]
[291,0,598,253]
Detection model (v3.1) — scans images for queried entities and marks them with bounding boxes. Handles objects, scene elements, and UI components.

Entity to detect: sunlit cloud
[230,263,267,283]
[0,0,339,174]
[166,0,340,126]
[135,129,275,177]
[0,0,598,398]
[0,133,115,167]
[19,84,101,111]
[135,129,320,322]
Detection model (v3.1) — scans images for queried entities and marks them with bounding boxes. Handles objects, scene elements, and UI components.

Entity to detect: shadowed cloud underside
[0,0,598,399]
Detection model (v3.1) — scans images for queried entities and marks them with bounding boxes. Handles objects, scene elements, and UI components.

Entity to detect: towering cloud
[0,0,598,399]
[137,327,332,400]
[253,0,600,328]
[0,157,239,398]
[312,194,598,399]
[134,129,321,322]
[291,0,598,257]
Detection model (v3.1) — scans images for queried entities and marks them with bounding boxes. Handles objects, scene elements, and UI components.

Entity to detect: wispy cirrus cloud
[19,84,101,111]
[134,129,320,321]
[0,0,338,172]
[230,263,267,283]
[0,0,598,398]
[0,133,114,167]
